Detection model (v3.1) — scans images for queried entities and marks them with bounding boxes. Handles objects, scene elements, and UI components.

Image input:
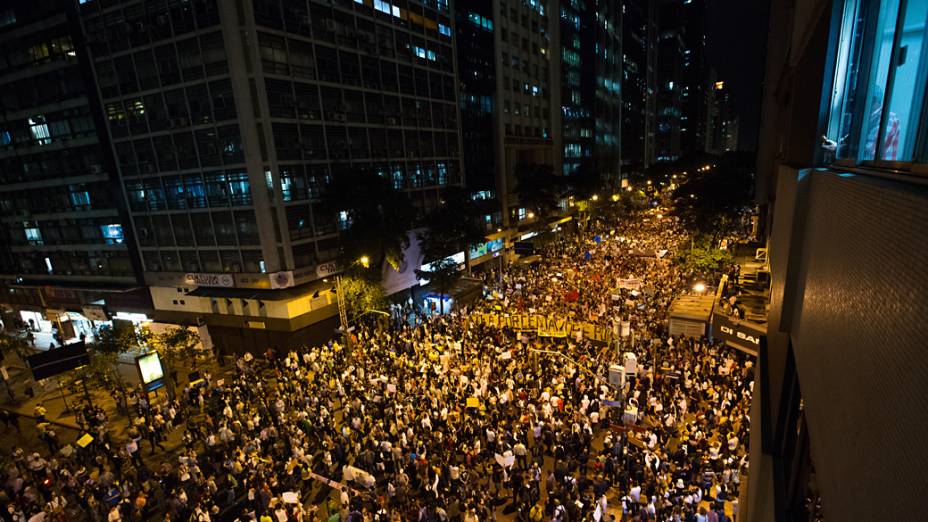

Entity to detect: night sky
[707,0,772,152]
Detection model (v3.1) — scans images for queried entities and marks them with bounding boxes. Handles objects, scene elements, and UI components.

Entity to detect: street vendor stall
[668,294,716,337]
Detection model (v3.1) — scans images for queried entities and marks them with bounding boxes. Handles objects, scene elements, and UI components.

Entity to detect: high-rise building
[455,0,559,229]
[705,76,736,154]
[75,0,464,351]
[559,0,622,182]
[456,0,498,225]
[654,0,684,162]
[0,1,149,341]
[678,0,708,157]
[620,0,657,171]
[747,0,928,519]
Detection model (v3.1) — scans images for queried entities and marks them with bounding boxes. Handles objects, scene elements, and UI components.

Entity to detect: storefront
[711,311,765,355]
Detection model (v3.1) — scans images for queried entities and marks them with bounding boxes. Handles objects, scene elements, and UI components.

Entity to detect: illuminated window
[828,0,928,162]
[28,116,51,145]
[438,24,451,37]
[24,225,43,245]
[101,224,124,244]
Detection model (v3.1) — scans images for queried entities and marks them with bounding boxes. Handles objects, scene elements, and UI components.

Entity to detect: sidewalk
[1,341,233,451]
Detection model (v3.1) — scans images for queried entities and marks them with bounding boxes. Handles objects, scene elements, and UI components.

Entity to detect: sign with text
[711,312,764,355]
[184,272,234,288]
[316,261,340,278]
[469,313,614,344]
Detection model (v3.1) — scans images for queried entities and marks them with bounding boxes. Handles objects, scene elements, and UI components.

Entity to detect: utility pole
[336,275,351,350]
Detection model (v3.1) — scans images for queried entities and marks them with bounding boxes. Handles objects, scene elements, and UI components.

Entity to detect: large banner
[470,313,614,343]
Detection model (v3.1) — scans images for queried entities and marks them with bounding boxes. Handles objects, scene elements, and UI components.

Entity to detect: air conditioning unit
[386,117,398,125]
[333,113,346,122]
[324,19,338,32]
[90,164,103,174]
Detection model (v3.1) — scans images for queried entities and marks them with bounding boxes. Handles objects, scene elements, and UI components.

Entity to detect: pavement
[0,338,233,457]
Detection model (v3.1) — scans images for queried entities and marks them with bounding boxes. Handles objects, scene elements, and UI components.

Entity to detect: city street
[1,204,752,521]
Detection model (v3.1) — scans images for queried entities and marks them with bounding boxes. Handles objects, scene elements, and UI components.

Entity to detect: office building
[76,0,464,351]
[745,0,928,519]
[454,0,559,229]
[0,1,149,341]
[654,0,684,162]
[620,0,657,171]
[678,0,708,157]
[559,0,623,182]
[706,76,737,154]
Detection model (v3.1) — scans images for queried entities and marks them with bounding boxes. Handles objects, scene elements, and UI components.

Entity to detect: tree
[322,169,417,279]
[139,325,204,398]
[677,239,733,281]
[672,153,754,242]
[418,186,487,273]
[414,256,462,314]
[338,276,389,323]
[86,324,138,417]
[514,163,564,216]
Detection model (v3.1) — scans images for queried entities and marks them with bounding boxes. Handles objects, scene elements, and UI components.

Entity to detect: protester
[0,208,751,521]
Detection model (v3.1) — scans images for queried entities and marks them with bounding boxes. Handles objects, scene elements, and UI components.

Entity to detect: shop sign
[711,312,764,354]
[316,261,340,278]
[184,273,234,288]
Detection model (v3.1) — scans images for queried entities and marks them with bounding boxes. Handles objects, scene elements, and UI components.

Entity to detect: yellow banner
[469,313,614,343]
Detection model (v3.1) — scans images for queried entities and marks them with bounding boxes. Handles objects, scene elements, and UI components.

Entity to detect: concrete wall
[783,169,928,520]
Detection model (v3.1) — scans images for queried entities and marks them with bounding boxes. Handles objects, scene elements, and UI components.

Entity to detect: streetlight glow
[591,194,599,201]
[359,256,371,268]
[692,282,706,293]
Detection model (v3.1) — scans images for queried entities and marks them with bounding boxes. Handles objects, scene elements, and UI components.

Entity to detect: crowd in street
[0,209,753,522]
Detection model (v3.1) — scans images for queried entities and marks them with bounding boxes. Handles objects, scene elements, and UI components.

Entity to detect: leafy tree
[672,153,754,241]
[414,256,462,314]
[322,169,417,279]
[418,186,487,271]
[86,324,138,417]
[677,240,733,280]
[338,276,389,323]
[139,325,204,398]
[514,163,564,216]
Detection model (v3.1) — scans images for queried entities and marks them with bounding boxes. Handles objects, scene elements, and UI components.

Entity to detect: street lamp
[692,282,707,293]
[359,255,370,268]
[527,211,535,219]
[591,194,599,201]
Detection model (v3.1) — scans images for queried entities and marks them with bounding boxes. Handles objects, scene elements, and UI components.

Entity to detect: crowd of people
[0,209,753,522]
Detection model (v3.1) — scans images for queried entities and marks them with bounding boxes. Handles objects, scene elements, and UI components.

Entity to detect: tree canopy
[417,186,486,263]
[322,169,417,278]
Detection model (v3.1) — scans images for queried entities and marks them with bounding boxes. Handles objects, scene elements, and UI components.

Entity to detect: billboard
[25,342,89,381]
[136,352,164,384]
